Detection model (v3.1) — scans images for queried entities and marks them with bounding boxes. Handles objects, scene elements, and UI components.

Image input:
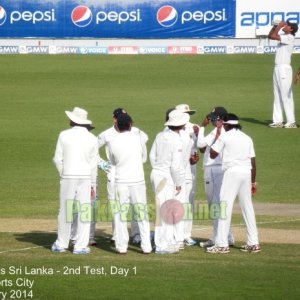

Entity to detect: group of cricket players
[51,104,260,255]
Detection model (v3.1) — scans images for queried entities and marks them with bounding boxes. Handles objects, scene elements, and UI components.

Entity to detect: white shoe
[177,242,185,250]
[199,240,214,248]
[268,122,284,128]
[155,245,179,254]
[184,238,197,246]
[283,122,297,129]
[51,243,67,253]
[73,247,91,254]
[206,245,230,254]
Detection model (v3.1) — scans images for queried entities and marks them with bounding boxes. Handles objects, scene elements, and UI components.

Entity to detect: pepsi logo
[0,6,7,26]
[157,6,178,28]
[71,5,92,27]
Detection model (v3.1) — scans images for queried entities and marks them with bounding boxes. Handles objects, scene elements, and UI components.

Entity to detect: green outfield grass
[0,54,299,218]
[0,54,299,300]
[0,232,300,300]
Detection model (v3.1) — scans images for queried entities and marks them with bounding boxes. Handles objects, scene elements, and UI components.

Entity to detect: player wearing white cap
[268,21,299,128]
[175,104,199,246]
[52,107,98,254]
[197,107,235,248]
[206,113,260,254]
[107,114,152,254]
[98,108,148,243]
[150,109,188,254]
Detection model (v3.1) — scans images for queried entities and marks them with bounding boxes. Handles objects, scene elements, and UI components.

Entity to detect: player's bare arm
[268,22,285,40]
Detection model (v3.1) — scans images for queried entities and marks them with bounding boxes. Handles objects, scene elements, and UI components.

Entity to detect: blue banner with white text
[0,0,235,38]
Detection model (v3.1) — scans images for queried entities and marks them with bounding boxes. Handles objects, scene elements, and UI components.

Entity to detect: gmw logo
[0,6,56,25]
[157,5,227,27]
[71,5,142,27]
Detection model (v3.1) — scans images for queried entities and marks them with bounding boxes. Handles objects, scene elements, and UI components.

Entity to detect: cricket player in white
[150,110,188,254]
[107,114,152,254]
[197,107,234,248]
[98,108,148,242]
[176,104,199,246]
[52,107,98,254]
[207,113,260,254]
[268,21,299,128]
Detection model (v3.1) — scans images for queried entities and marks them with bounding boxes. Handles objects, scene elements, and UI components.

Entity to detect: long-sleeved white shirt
[197,126,224,167]
[108,131,146,185]
[53,126,98,184]
[150,130,185,187]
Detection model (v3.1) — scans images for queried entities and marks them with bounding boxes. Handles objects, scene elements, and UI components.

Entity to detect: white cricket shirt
[275,33,295,65]
[53,126,98,183]
[211,129,255,171]
[150,130,185,187]
[108,131,146,185]
[197,127,224,167]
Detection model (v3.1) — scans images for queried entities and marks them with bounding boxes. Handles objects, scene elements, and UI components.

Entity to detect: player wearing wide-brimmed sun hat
[52,107,99,254]
[150,109,189,254]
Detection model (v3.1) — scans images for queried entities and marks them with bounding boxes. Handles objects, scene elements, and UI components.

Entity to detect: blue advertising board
[0,0,235,38]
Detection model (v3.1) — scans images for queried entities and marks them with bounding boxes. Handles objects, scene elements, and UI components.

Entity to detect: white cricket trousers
[204,165,234,244]
[272,64,295,123]
[151,170,184,250]
[113,183,152,253]
[183,180,193,240]
[215,168,259,247]
[107,167,140,240]
[55,178,91,250]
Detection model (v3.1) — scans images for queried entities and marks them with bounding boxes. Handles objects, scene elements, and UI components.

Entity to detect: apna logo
[0,6,7,26]
[71,5,92,27]
[157,6,178,28]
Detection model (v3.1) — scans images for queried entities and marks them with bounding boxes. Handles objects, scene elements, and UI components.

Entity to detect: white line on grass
[0,245,51,254]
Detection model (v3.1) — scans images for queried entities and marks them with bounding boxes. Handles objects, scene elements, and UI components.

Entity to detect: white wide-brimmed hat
[65,107,92,125]
[164,109,189,126]
[175,104,196,115]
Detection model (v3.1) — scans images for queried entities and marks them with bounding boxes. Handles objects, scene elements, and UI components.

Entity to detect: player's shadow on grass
[14,231,57,250]
[239,117,271,126]
[93,232,146,254]
[14,229,117,253]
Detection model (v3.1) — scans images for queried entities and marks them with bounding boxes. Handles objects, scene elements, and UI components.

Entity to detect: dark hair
[70,121,94,130]
[168,125,185,131]
[116,114,132,132]
[287,21,299,36]
[223,113,242,130]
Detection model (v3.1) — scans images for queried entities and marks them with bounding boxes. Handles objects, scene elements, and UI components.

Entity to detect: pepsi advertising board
[0,0,235,38]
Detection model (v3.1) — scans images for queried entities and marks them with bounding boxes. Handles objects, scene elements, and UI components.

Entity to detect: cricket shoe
[199,240,214,248]
[177,242,185,250]
[73,247,91,255]
[155,245,179,254]
[51,243,67,253]
[184,238,197,246]
[206,245,230,254]
[283,122,297,129]
[240,244,261,253]
[268,122,284,128]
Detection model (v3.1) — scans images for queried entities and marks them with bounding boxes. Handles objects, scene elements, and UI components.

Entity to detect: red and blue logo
[0,6,7,26]
[71,6,92,27]
[157,6,178,28]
